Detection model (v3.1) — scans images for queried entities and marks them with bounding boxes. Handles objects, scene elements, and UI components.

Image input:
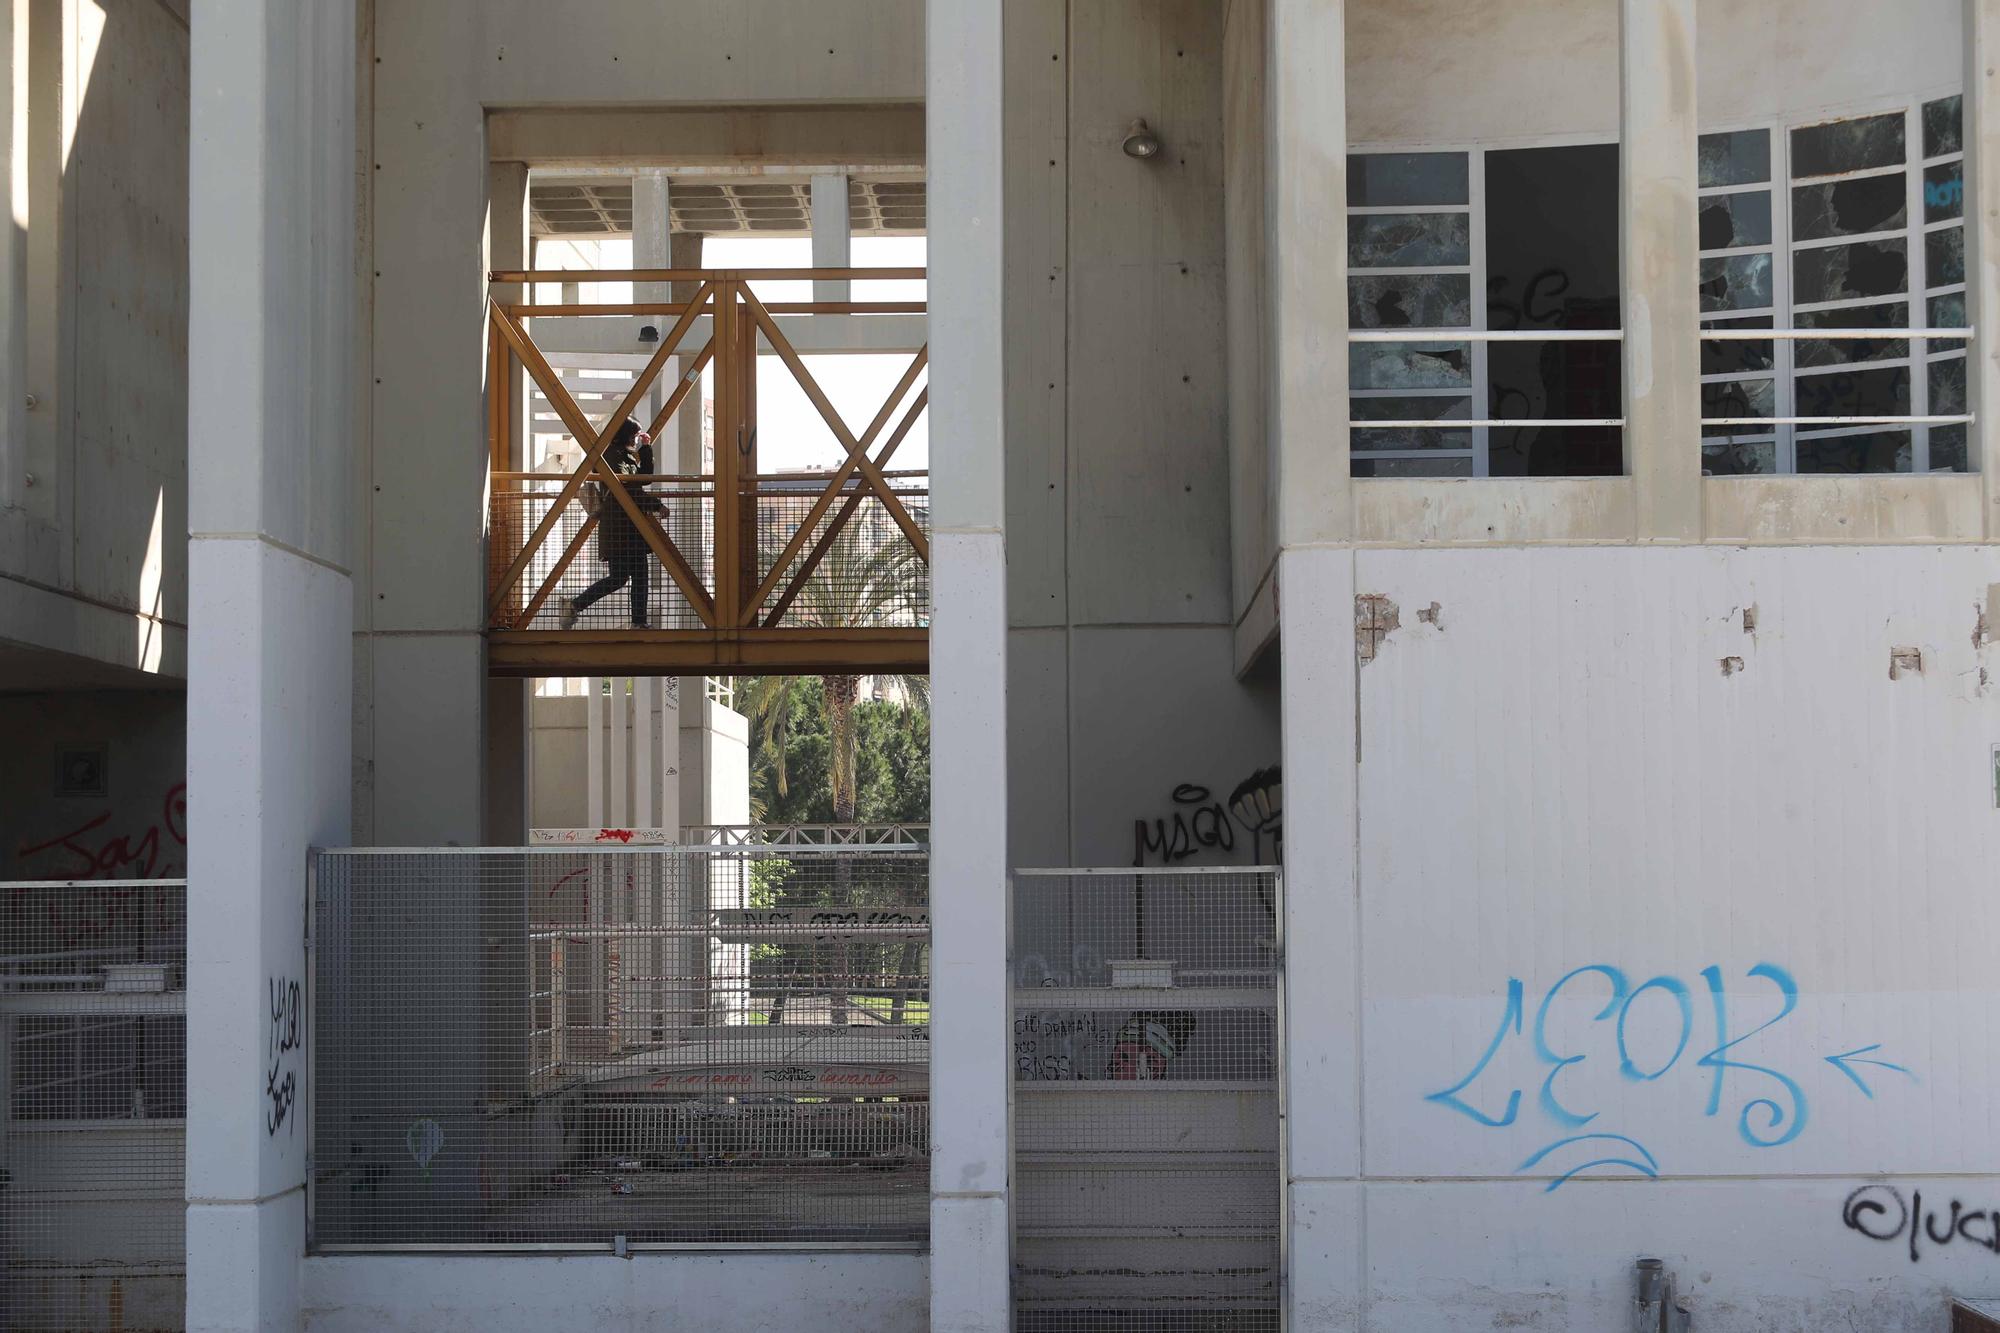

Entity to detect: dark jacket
[592,458,661,563]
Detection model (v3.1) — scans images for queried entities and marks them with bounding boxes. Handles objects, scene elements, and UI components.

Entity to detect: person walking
[560,418,659,629]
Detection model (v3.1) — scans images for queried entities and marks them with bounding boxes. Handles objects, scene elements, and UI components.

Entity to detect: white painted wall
[1277,542,2000,1329]
[300,1253,927,1333]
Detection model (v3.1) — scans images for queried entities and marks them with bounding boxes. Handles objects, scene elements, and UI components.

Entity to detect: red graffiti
[594,828,636,843]
[15,782,188,880]
[546,867,589,901]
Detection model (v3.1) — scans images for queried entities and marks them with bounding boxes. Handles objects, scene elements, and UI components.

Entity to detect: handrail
[508,301,925,317]
[490,266,926,283]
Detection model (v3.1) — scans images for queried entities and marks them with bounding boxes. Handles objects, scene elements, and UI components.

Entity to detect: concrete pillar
[1968,0,2000,533]
[633,169,671,425]
[1265,2,1365,1327]
[1621,0,1702,539]
[812,172,852,303]
[927,0,1011,1328]
[185,2,356,1329]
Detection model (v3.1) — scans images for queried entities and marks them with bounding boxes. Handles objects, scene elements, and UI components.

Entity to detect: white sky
[532,233,929,474]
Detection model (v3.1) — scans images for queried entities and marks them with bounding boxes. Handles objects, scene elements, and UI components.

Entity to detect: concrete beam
[1621,0,1702,540]
[487,105,925,169]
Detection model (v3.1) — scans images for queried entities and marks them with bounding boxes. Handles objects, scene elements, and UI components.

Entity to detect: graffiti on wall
[1844,1184,2000,1262]
[1425,962,1915,1191]
[1131,765,1282,866]
[14,781,187,879]
[267,974,302,1136]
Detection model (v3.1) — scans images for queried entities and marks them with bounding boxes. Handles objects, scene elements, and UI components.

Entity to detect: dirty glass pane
[1793,238,1907,304]
[1702,438,1778,475]
[1700,192,1772,249]
[1349,341,1471,391]
[1794,362,1911,420]
[1347,153,1469,207]
[1795,302,1909,369]
[1791,175,1905,242]
[1348,273,1471,328]
[1926,226,1965,287]
[1347,213,1471,268]
[1701,377,1774,430]
[1700,253,1773,312]
[1928,292,1967,353]
[1923,95,1963,160]
[1790,113,1904,179]
[1699,130,1770,188]
[1351,455,1474,478]
[1795,430,1911,473]
[1351,395,1472,451]
[1700,315,1774,376]
[1924,162,1964,222]
[1928,424,1969,472]
[1929,355,1967,418]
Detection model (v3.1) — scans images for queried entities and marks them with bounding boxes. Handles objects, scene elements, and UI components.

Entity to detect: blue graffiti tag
[1425,962,1910,1191]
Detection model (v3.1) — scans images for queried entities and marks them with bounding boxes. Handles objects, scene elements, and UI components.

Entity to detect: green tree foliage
[743,676,929,825]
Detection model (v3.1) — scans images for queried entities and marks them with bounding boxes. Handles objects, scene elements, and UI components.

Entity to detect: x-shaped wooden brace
[487,283,718,627]
[736,283,931,628]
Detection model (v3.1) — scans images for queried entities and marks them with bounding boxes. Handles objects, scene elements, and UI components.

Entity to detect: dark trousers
[573,555,649,626]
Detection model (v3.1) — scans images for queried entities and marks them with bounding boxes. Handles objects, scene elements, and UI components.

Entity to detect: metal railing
[1010,867,1281,1332]
[486,271,932,644]
[1,879,187,1331]
[310,845,927,1252]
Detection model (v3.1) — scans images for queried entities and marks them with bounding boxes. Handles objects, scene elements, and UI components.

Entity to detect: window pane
[1347,153,1469,207]
[1701,377,1774,429]
[1700,192,1772,249]
[1923,94,1963,159]
[1790,112,1904,178]
[1795,302,1909,368]
[1351,395,1472,451]
[1701,315,1774,375]
[1795,430,1911,473]
[1351,455,1474,478]
[1924,162,1964,222]
[1929,355,1966,417]
[1794,363,1911,420]
[1793,238,1907,304]
[1791,175,1905,242]
[1348,273,1471,328]
[1347,212,1470,268]
[1928,292,1967,352]
[1700,253,1773,312]
[1926,226,1965,287]
[1929,424,1969,472]
[1350,342,1471,390]
[1702,439,1778,475]
[1699,130,1770,188]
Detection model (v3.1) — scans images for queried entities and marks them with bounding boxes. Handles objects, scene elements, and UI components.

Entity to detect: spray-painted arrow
[1825,1044,1916,1098]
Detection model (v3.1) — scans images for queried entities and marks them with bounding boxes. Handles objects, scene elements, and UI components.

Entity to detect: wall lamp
[1121,118,1162,161]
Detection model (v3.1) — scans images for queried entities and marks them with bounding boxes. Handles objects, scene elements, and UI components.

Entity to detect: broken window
[1698,97,1969,475]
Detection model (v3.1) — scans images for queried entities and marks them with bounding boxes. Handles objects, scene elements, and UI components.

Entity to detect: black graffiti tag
[266,976,301,1136]
[1843,1184,2000,1263]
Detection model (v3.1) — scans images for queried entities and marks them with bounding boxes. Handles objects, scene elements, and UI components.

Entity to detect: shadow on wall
[0,692,186,881]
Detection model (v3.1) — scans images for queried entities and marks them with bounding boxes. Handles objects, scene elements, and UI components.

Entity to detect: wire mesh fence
[1,879,187,1331]
[751,476,930,631]
[1011,868,1281,1332]
[311,846,928,1251]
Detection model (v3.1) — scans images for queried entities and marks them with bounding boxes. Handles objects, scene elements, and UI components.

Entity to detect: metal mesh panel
[491,477,716,631]
[1011,869,1281,1332]
[311,846,928,1250]
[1,880,187,1330]
[752,478,930,631]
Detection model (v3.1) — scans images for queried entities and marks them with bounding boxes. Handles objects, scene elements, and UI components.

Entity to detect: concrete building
[0,0,1998,1329]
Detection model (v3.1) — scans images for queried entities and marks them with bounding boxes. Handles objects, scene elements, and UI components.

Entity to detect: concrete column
[811,172,852,303]
[185,2,356,1329]
[1969,0,2000,532]
[927,0,1011,1328]
[1271,0,1350,546]
[1621,0,1702,539]
[1266,2,1365,1327]
[633,169,671,425]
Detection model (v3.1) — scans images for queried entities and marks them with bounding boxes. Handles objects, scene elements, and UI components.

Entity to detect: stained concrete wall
[1281,542,2000,1330]
[1003,0,1281,872]
[0,689,185,880]
[0,0,189,683]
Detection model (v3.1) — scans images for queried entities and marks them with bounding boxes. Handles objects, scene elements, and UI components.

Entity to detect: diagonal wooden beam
[763,388,929,629]
[737,341,930,623]
[587,453,716,626]
[485,285,713,618]
[738,287,932,565]
[516,510,598,628]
